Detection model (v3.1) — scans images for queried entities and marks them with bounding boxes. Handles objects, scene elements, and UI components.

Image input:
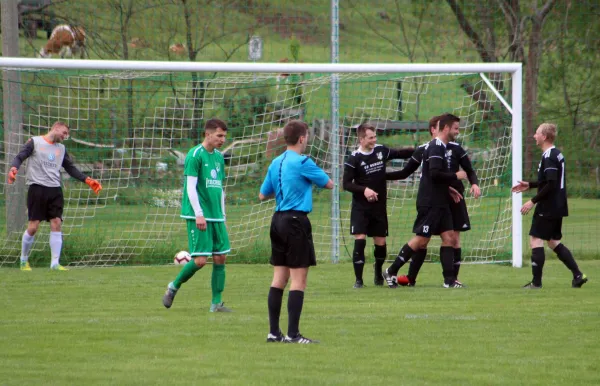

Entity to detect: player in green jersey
[162,118,232,312]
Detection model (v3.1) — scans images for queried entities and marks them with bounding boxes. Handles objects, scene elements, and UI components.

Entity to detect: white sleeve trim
[221,191,226,220]
[186,175,204,217]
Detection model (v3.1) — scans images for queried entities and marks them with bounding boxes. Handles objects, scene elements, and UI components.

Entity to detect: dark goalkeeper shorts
[450,198,471,232]
[27,184,64,221]
[529,215,563,241]
[412,206,453,238]
[350,204,388,237]
[270,210,316,268]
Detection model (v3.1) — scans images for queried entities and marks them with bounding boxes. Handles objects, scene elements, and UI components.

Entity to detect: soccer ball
[174,251,191,265]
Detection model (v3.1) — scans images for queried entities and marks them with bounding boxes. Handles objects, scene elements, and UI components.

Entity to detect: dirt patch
[256,11,322,44]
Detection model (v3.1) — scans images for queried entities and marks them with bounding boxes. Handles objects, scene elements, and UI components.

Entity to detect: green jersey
[181,145,226,222]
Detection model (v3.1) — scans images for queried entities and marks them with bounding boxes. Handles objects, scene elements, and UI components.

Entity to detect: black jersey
[446,142,479,193]
[534,146,568,218]
[416,138,456,208]
[343,144,412,209]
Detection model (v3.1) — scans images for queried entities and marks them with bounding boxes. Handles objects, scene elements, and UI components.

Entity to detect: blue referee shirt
[260,150,330,213]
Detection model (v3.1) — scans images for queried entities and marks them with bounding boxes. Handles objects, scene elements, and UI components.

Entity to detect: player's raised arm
[386,157,420,180]
[386,146,415,160]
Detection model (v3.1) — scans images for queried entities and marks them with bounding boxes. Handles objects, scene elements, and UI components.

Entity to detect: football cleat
[50,264,69,271]
[162,283,178,309]
[572,274,588,288]
[522,281,542,289]
[443,281,465,288]
[210,302,233,312]
[267,331,285,343]
[20,261,32,271]
[353,280,365,289]
[285,333,319,344]
[382,269,398,288]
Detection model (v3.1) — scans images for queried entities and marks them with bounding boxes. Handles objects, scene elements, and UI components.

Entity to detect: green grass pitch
[1,261,599,385]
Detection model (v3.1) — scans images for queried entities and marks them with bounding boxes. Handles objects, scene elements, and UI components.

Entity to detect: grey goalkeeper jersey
[10,136,87,187]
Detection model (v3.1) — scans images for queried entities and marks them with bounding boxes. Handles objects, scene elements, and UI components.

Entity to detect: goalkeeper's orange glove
[7,167,17,184]
[85,177,102,194]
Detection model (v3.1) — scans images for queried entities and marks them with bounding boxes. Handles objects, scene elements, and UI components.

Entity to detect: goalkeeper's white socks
[21,230,35,262]
[49,231,63,267]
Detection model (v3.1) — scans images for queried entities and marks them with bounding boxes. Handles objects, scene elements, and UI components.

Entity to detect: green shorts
[186,220,231,256]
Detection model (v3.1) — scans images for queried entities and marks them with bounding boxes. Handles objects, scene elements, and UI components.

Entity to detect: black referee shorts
[270,210,317,268]
[450,199,471,232]
[350,204,388,237]
[27,184,64,222]
[529,215,563,241]
[412,206,453,238]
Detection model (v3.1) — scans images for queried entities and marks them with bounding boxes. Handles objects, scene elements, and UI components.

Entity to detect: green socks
[211,264,226,304]
[171,261,225,304]
[172,259,202,289]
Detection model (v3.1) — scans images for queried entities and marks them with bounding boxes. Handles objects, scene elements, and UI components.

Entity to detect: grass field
[1,261,600,385]
[1,196,598,267]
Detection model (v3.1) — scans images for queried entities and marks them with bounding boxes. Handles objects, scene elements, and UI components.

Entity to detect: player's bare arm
[511,180,530,193]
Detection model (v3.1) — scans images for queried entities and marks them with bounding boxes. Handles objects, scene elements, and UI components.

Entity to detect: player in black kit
[342,123,413,288]
[386,115,470,286]
[383,114,468,288]
[512,123,587,289]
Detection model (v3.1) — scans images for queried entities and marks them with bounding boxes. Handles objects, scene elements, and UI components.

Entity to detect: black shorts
[350,204,388,237]
[449,199,470,232]
[27,184,64,222]
[529,215,563,241]
[412,206,453,238]
[270,210,317,268]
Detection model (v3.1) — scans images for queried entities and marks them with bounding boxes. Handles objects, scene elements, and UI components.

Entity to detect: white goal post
[0,58,523,268]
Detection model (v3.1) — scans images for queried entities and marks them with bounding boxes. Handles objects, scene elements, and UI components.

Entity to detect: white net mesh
[0,69,514,266]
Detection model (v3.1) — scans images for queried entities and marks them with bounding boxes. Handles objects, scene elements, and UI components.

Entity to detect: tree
[446,0,557,175]
[346,0,437,121]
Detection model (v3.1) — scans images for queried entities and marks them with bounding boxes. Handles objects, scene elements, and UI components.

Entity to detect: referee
[8,121,102,270]
[259,120,333,344]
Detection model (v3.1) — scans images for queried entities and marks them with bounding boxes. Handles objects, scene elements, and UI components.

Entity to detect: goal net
[0,60,522,267]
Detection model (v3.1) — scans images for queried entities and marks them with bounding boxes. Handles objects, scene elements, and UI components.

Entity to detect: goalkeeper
[162,118,232,312]
[7,121,102,271]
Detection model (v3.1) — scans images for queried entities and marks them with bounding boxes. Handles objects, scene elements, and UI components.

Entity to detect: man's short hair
[283,120,308,145]
[205,118,227,132]
[52,121,70,131]
[539,123,557,143]
[437,113,460,132]
[428,115,441,136]
[356,123,376,139]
